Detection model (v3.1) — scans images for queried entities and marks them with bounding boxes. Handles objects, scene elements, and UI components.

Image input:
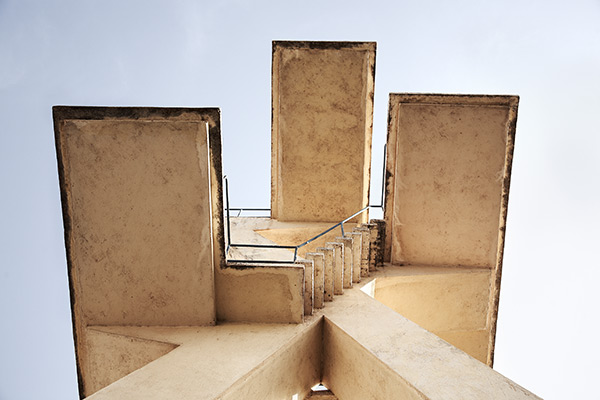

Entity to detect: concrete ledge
[215,263,305,323]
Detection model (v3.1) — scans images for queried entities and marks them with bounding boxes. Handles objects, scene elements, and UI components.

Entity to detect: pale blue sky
[1,0,599,398]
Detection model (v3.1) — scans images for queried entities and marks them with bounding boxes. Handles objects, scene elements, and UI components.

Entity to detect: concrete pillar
[348,232,363,283]
[326,242,344,295]
[353,227,370,278]
[335,237,353,289]
[370,219,385,268]
[306,253,325,309]
[316,247,334,302]
[296,259,314,316]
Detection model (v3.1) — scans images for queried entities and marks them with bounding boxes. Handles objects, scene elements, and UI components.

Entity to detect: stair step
[316,247,334,301]
[347,232,363,283]
[353,226,371,278]
[325,242,344,295]
[335,236,353,288]
[306,253,325,309]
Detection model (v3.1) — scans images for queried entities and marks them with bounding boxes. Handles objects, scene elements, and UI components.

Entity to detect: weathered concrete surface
[85,320,321,400]
[271,41,376,223]
[369,265,492,364]
[84,329,177,396]
[215,263,305,323]
[82,289,539,400]
[326,242,344,296]
[384,94,518,269]
[322,287,540,400]
[219,318,321,400]
[348,232,363,283]
[54,107,225,397]
[383,94,518,365]
[306,253,325,309]
[58,118,216,326]
[317,247,334,302]
[353,227,370,277]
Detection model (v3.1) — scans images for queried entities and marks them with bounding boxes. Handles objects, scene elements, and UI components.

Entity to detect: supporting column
[326,242,344,295]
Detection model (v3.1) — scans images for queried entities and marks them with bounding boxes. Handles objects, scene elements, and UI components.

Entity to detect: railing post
[225,177,231,252]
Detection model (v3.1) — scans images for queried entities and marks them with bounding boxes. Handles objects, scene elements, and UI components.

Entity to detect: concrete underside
[364,266,493,364]
[84,286,539,400]
[383,94,519,365]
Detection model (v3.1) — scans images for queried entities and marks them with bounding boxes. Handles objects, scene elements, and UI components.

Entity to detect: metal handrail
[224,145,386,264]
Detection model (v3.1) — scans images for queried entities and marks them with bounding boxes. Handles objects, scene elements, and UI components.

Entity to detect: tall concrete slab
[271,41,376,223]
[54,106,224,396]
[384,94,518,269]
[383,94,518,364]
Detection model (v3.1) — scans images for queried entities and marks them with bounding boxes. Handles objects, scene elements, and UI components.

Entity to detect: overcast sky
[1,0,599,399]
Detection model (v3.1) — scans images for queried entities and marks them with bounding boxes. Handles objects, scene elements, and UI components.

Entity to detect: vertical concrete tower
[54,41,538,399]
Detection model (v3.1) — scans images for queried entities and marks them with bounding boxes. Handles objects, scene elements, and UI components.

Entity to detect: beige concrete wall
[271,41,376,223]
[384,94,518,268]
[374,268,490,332]
[54,106,225,397]
[84,329,177,396]
[59,118,215,326]
[219,319,321,400]
[215,263,305,323]
[322,318,425,400]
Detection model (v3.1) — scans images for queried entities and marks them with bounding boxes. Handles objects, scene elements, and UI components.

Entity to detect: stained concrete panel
[56,113,216,326]
[271,41,376,222]
[84,329,177,396]
[54,107,225,396]
[384,94,518,268]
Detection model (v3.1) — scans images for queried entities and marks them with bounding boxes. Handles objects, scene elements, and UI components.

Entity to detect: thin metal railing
[224,145,386,264]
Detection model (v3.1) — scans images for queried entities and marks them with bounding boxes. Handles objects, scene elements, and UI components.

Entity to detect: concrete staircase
[296,219,385,316]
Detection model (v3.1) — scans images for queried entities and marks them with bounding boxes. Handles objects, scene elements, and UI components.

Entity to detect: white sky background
[0,0,599,398]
